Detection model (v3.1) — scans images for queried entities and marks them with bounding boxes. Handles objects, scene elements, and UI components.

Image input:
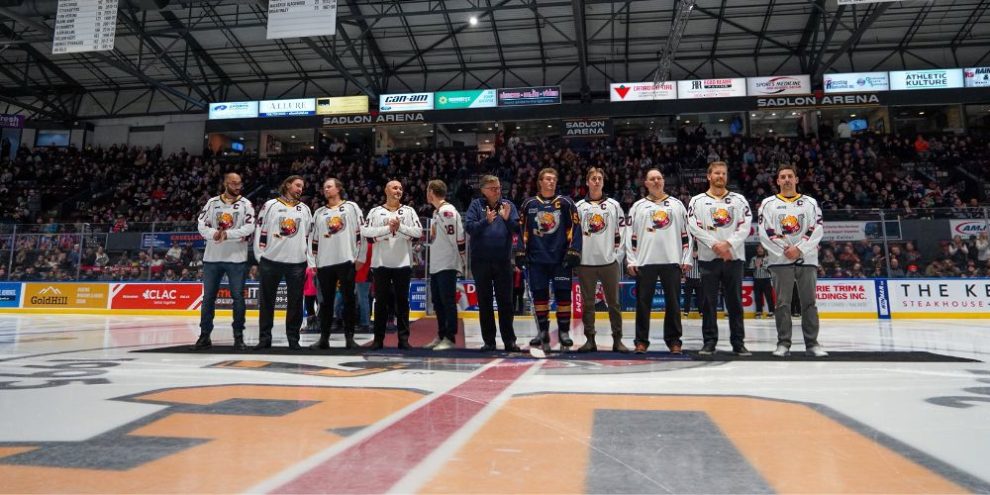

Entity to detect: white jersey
[687,191,752,262]
[312,200,366,268]
[363,204,423,268]
[625,195,693,267]
[254,198,314,265]
[758,194,824,267]
[197,195,255,263]
[428,202,465,274]
[575,196,625,266]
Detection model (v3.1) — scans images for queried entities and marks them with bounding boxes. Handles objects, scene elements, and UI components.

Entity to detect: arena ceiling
[0,0,988,120]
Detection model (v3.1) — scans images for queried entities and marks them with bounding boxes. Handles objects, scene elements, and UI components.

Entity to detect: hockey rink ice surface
[1,313,990,494]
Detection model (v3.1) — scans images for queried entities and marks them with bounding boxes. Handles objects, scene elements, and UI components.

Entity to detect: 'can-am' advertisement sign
[379,93,434,112]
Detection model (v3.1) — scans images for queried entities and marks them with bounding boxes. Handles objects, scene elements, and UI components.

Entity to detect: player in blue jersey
[517,168,582,353]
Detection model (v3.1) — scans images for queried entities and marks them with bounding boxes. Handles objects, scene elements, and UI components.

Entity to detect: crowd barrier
[0,278,987,319]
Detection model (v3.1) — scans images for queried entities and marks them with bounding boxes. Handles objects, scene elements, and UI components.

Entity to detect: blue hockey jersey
[518,194,582,264]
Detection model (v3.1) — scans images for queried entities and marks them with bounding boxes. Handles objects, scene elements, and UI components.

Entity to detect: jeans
[200,261,247,338]
[430,269,458,341]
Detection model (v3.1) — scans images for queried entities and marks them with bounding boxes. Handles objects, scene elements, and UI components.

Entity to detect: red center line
[275,360,536,494]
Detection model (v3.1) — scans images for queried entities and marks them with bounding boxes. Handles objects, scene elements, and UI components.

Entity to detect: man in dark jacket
[465,175,521,352]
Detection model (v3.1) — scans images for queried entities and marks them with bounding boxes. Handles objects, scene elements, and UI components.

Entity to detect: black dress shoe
[505,344,522,353]
[287,341,302,350]
[309,340,330,350]
[192,335,212,350]
[479,343,496,352]
[367,341,384,350]
[252,340,272,351]
[232,338,247,352]
[344,337,360,349]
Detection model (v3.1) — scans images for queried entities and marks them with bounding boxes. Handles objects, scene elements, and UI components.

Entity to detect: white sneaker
[772,344,790,357]
[423,337,443,350]
[807,345,829,357]
[433,338,455,351]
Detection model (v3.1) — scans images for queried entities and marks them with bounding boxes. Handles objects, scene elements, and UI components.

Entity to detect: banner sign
[141,233,207,250]
[209,101,259,120]
[949,219,989,237]
[316,96,369,115]
[888,279,990,315]
[746,75,812,96]
[110,283,203,310]
[22,283,108,309]
[676,78,747,98]
[823,72,890,93]
[756,93,881,109]
[0,282,21,308]
[609,82,677,102]
[823,220,901,241]
[379,92,434,112]
[497,86,561,106]
[0,114,25,129]
[434,89,497,109]
[260,98,316,117]
[563,119,612,138]
[889,69,964,90]
[963,67,990,88]
[321,112,427,127]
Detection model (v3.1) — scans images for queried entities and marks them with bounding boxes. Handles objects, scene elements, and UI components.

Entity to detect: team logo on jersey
[535,210,561,236]
[712,208,733,228]
[325,215,345,236]
[585,212,607,234]
[278,217,299,237]
[780,214,802,235]
[650,209,671,230]
[216,212,236,230]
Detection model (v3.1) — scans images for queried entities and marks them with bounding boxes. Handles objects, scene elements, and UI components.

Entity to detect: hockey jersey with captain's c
[518,194,582,264]
[312,200,366,267]
[575,196,625,266]
[687,191,752,262]
[757,194,824,267]
[197,195,256,263]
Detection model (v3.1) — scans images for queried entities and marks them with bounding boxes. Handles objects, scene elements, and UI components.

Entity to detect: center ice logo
[712,208,732,227]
